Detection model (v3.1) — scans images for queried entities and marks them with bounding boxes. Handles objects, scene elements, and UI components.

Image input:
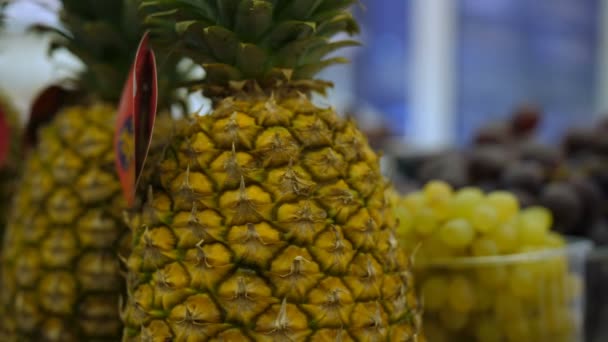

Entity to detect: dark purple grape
[586,158,608,197]
[473,122,510,146]
[501,161,545,194]
[563,127,595,157]
[509,188,538,208]
[468,146,510,182]
[540,182,583,235]
[518,141,561,171]
[417,152,468,187]
[570,176,603,228]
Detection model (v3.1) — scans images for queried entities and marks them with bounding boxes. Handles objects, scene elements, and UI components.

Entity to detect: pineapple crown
[55,0,144,103]
[140,0,360,93]
[53,0,187,109]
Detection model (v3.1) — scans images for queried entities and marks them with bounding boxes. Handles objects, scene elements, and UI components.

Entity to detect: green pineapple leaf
[276,0,324,20]
[141,0,360,88]
[275,37,325,68]
[203,26,239,64]
[236,43,269,76]
[294,57,349,79]
[299,39,359,65]
[234,0,273,42]
[263,20,316,50]
[203,63,243,83]
[216,0,241,28]
[317,12,358,36]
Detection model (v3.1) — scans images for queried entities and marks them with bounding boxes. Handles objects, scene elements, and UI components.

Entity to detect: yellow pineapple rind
[123,92,423,341]
[1,104,128,341]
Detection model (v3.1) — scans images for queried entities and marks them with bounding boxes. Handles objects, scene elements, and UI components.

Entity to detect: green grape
[546,308,576,336]
[494,294,523,321]
[487,190,519,223]
[491,219,519,253]
[439,308,468,332]
[474,285,494,312]
[424,321,450,342]
[423,235,459,259]
[394,204,413,237]
[439,218,475,248]
[420,276,449,312]
[540,272,569,306]
[544,231,566,249]
[505,318,532,342]
[423,180,454,200]
[475,317,501,342]
[403,192,426,214]
[544,256,569,279]
[477,265,508,288]
[509,265,538,299]
[414,207,439,236]
[471,202,499,233]
[423,180,453,220]
[517,245,544,253]
[449,187,483,219]
[471,237,499,256]
[448,275,476,313]
[518,206,552,245]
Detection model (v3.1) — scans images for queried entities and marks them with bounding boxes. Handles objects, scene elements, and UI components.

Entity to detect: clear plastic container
[413,238,592,342]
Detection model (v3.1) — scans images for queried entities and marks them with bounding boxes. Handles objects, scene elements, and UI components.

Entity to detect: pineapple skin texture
[1,104,128,341]
[122,92,423,341]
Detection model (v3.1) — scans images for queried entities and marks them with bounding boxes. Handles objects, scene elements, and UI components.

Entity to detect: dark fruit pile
[408,105,608,245]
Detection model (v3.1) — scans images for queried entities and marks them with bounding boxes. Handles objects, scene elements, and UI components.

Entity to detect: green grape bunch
[395,181,586,342]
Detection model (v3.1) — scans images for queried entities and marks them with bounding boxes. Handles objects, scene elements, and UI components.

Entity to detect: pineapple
[0,0,179,340]
[122,1,423,341]
[0,93,20,243]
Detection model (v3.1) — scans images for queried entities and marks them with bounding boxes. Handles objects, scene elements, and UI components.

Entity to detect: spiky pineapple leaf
[234,0,273,42]
[275,37,325,68]
[315,0,358,13]
[203,26,239,64]
[142,0,217,22]
[316,12,358,36]
[203,63,243,83]
[236,43,269,76]
[277,0,324,20]
[216,0,241,28]
[263,20,316,50]
[294,57,349,79]
[141,0,360,87]
[300,39,359,65]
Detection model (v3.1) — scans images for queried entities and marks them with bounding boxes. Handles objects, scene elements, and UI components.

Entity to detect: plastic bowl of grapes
[414,238,592,342]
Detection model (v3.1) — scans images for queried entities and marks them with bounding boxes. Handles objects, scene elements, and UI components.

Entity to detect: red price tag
[0,106,9,168]
[114,32,158,207]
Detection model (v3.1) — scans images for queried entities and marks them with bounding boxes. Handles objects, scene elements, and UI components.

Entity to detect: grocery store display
[396,181,589,342]
[120,1,423,340]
